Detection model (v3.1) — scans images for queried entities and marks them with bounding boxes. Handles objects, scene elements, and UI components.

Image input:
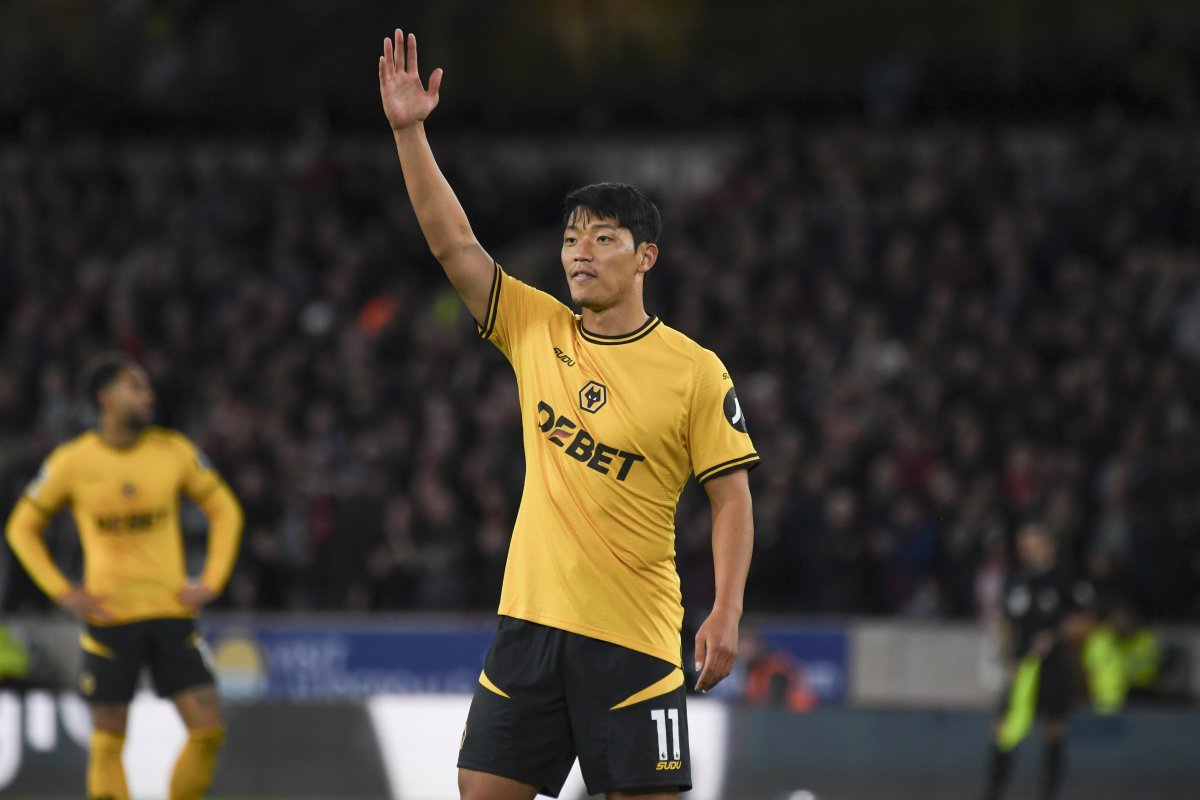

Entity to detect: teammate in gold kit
[5,353,243,800]
[380,31,757,799]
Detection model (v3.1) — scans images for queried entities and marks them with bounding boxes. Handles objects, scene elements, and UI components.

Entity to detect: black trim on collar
[577,315,661,346]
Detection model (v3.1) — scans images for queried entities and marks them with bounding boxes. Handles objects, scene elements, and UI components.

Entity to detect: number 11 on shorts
[650,708,681,761]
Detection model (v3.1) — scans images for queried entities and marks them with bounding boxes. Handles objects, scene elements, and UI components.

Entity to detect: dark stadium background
[1,2,1198,799]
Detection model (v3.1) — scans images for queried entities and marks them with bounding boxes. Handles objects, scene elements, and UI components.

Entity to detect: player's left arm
[694,468,754,692]
[181,482,243,609]
[177,439,244,610]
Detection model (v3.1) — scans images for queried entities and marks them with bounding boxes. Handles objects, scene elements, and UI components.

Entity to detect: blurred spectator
[740,634,817,713]
[1082,601,1162,713]
[0,623,31,687]
[2,118,1199,623]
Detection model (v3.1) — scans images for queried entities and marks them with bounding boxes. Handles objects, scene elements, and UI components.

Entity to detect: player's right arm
[4,449,112,622]
[379,29,494,326]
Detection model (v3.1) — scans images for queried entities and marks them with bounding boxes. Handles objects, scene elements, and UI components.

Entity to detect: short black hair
[563,183,662,249]
[83,352,134,408]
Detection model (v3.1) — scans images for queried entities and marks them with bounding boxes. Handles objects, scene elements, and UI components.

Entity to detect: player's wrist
[711,600,743,618]
[195,575,217,589]
[391,119,426,137]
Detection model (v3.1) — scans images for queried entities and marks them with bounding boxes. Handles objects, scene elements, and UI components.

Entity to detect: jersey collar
[90,428,149,452]
[577,315,661,346]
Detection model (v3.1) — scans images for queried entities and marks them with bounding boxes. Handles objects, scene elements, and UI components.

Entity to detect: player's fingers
[696,660,716,692]
[394,29,404,71]
[705,646,734,687]
[694,632,711,689]
[716,650,736,682]
[406,32,418,75]
[383,36,394,76]
[428,67,444,98]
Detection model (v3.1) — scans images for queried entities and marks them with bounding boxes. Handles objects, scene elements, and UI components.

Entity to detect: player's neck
[579,302,650,337]
[97,419,142,450]
[1030,558,1055,575]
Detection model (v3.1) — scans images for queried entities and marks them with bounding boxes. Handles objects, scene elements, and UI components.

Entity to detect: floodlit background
[1,2,1199,798]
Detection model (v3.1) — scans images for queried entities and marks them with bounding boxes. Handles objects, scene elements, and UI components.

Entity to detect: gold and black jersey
[479,265,759,666]
[4,427,242,624]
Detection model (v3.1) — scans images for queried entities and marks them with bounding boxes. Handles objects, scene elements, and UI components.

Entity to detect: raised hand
[379,29,443,132]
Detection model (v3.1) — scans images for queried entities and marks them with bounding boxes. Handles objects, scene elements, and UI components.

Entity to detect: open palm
[379,29,443,131]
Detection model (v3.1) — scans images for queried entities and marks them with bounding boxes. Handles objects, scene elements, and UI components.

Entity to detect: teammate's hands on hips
[694,606,740,692]
[58,586,114,623]
[178,582,217,612]
[379,29,443,131]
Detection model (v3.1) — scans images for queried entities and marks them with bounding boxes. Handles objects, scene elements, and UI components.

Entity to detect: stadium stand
[2,121,1198,625]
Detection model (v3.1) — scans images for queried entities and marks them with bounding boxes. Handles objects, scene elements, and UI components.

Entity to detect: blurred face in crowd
[100,366,156,431]
[1016,522,1056,571]
[561,208,657,313]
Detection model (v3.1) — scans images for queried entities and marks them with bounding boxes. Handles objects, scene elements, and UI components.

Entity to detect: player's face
[107,367,156,429]
[561,210,656,311]
[1017,526,1055,569]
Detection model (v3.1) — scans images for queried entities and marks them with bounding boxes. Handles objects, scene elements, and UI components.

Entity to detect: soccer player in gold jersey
[380,31,757,800]
[5,353,243,800]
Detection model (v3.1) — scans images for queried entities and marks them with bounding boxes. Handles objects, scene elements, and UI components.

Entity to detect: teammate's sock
[169,725,226,800]
[1040,738,1065,800]
[88,730,131,800]
[983,744,1012,800]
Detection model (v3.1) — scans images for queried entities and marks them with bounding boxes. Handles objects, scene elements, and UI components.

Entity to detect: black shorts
[998,648,1073,723]
[80,618,215,704]
[458,616,691,797]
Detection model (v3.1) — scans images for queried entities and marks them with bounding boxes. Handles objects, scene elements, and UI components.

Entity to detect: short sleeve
[688,350,760,483]
[476,263,570,360]
[23,447,72,516]
[175,435,222,502]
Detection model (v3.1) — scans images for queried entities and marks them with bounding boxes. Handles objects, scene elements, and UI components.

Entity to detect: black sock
[984,745,1012,800]
[1041,738,1064,800]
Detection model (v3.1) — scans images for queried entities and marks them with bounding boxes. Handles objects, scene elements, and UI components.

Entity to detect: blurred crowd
[2,116,1199,623]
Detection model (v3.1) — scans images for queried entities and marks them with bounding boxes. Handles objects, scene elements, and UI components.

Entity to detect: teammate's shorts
[79,618,214,704]
[458,616,691,797]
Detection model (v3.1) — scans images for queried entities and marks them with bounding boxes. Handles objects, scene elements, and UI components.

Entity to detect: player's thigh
[145,618,216,702]
[458,618,576,797]
[80,622,145,708]
[458,767,539,800]
[565,636,690,796]
[990,675,1016,736]
[1037,654,1074,724]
